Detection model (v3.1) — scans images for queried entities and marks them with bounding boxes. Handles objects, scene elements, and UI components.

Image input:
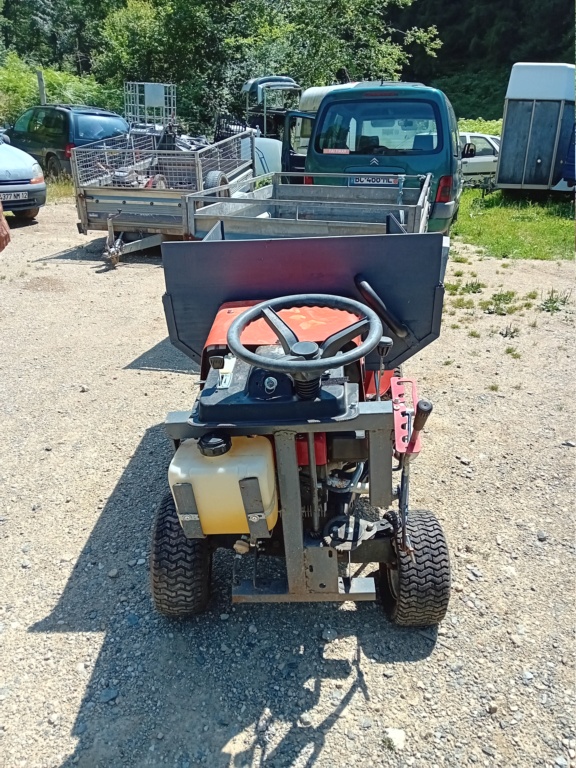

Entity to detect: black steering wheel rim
[227,294,383,375]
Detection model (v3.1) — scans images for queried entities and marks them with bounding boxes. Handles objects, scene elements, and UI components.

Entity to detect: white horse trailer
[496,62,575,191]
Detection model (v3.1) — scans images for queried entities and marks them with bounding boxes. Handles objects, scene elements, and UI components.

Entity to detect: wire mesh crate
[124,82,177,127]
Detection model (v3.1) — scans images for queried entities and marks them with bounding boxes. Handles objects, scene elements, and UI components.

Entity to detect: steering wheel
[227,294,383,376]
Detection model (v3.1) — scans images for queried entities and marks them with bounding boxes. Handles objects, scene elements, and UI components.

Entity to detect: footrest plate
[231,576,376,603]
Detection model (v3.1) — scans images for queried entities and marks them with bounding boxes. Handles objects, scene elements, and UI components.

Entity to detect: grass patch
[454,269,464,277]
[452,296,474,309]
[480,290,521,315]
[452,254,469,264]
[445,281,461,295]
[47,176,74,202]
[468,329,480,338]
[461,279,486,294]
[453,190,574,260]
[488,383,499,391]
[505,346,521,359]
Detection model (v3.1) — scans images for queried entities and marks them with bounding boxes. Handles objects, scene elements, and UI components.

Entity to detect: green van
[283,81,469,234]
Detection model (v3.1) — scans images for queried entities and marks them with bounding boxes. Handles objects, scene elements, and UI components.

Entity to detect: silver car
[0,134,46,220]
[460,132,500,178]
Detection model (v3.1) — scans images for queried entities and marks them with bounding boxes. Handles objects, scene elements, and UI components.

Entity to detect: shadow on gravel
[31,424,436,768]
[6,215,39,230]
[34,239,163,269]
[125,337,200,375]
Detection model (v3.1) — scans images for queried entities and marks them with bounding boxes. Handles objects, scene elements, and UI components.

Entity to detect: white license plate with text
[0,191,29,201]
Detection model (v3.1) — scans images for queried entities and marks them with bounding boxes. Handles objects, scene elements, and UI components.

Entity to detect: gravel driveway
[0,203,574,768]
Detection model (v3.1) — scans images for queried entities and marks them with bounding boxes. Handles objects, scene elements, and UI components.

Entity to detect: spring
[294,377,321,400]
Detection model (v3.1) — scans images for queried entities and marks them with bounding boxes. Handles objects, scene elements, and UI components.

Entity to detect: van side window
[447,102,459,157]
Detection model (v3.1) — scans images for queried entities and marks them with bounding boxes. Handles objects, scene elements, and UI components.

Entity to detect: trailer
[496,62,575,192]
[186,172,432,241]
[72,130,256,266]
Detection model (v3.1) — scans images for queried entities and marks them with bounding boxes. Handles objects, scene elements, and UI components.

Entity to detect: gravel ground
[0,202,575,768]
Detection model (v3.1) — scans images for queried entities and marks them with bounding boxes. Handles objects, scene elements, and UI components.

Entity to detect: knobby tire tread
[151,492,211,618]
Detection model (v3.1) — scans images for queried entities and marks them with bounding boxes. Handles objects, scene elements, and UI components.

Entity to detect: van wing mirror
[462,142,476,159]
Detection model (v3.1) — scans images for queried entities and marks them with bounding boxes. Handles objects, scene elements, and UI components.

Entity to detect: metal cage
[124,82,177,128]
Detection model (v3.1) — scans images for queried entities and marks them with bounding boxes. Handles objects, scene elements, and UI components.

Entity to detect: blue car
[5,105,129,177]
[0,134,46,220]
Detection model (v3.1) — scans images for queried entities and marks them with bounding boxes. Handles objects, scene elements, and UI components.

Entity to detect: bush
[0,52,122,125]
[458,118,502,135]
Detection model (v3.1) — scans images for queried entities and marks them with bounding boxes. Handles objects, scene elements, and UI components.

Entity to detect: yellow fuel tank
[168,436,278,535]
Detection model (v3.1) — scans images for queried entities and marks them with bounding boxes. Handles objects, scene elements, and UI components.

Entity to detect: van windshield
[315,99,441,155]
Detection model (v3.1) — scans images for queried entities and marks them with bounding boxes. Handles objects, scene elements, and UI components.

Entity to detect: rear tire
[13,207,40,220]
[151,491,212,618]
[46,155,62,178]
[380,509,450,626]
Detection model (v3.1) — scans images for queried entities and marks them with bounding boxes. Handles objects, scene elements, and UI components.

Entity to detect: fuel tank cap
[198,432,232,457]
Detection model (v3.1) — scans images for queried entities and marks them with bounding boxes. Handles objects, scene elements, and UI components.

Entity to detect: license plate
[349,175,399,186]
[0,191,29,201]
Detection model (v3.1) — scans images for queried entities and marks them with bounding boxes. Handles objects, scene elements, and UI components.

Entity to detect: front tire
[151,492,212,618]
[13,207,40,220]
[380,509,450,626]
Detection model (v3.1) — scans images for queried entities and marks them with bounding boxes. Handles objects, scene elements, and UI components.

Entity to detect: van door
[282,111,315,173]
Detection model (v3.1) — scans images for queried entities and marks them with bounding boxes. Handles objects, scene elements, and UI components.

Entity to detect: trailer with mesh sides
[72,130,256,266]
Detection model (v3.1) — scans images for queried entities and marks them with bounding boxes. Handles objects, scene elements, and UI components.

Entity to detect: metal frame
[185,172,432,240]
[124,82,177,128]
[165,401,394,603]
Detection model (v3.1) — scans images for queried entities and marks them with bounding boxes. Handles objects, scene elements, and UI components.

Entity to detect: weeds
[454,270,464,277]
[461,280,486,294]
[480,290,521,315]
[539,288,572,313]
[452,254,469,264]
[47,176,74,202]
[524,290,538,300]
[453,297,475,309]
[468,329,480,338]
[505,346,521,359]
[450,323,461,329]
[445,282,461,296]
[488,383,499,391]
[443,359,454,365]
[500,324,520,338]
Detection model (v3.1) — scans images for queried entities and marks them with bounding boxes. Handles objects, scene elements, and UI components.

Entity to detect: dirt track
[0,202,575,768]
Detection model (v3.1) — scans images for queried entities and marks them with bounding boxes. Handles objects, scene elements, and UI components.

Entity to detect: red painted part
[205,302,360,349]
[390,377,422,455]
[364,369,395,399]
[296,433,327,466]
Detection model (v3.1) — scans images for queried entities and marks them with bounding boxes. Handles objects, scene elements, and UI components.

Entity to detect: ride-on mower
[153,228,451,625]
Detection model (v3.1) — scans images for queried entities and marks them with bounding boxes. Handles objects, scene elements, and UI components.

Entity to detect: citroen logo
[369,157,379,166]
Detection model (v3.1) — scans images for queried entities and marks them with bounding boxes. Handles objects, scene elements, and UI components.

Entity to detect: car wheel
[46,155,62,178]
[13,208,40,220]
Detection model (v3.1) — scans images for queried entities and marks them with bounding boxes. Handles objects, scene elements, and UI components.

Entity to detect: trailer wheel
[380,509,450,626]
[203,170,230,197]
[151,491,212,618]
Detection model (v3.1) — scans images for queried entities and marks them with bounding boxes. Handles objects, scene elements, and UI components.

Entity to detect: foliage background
[0,0,572,131]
